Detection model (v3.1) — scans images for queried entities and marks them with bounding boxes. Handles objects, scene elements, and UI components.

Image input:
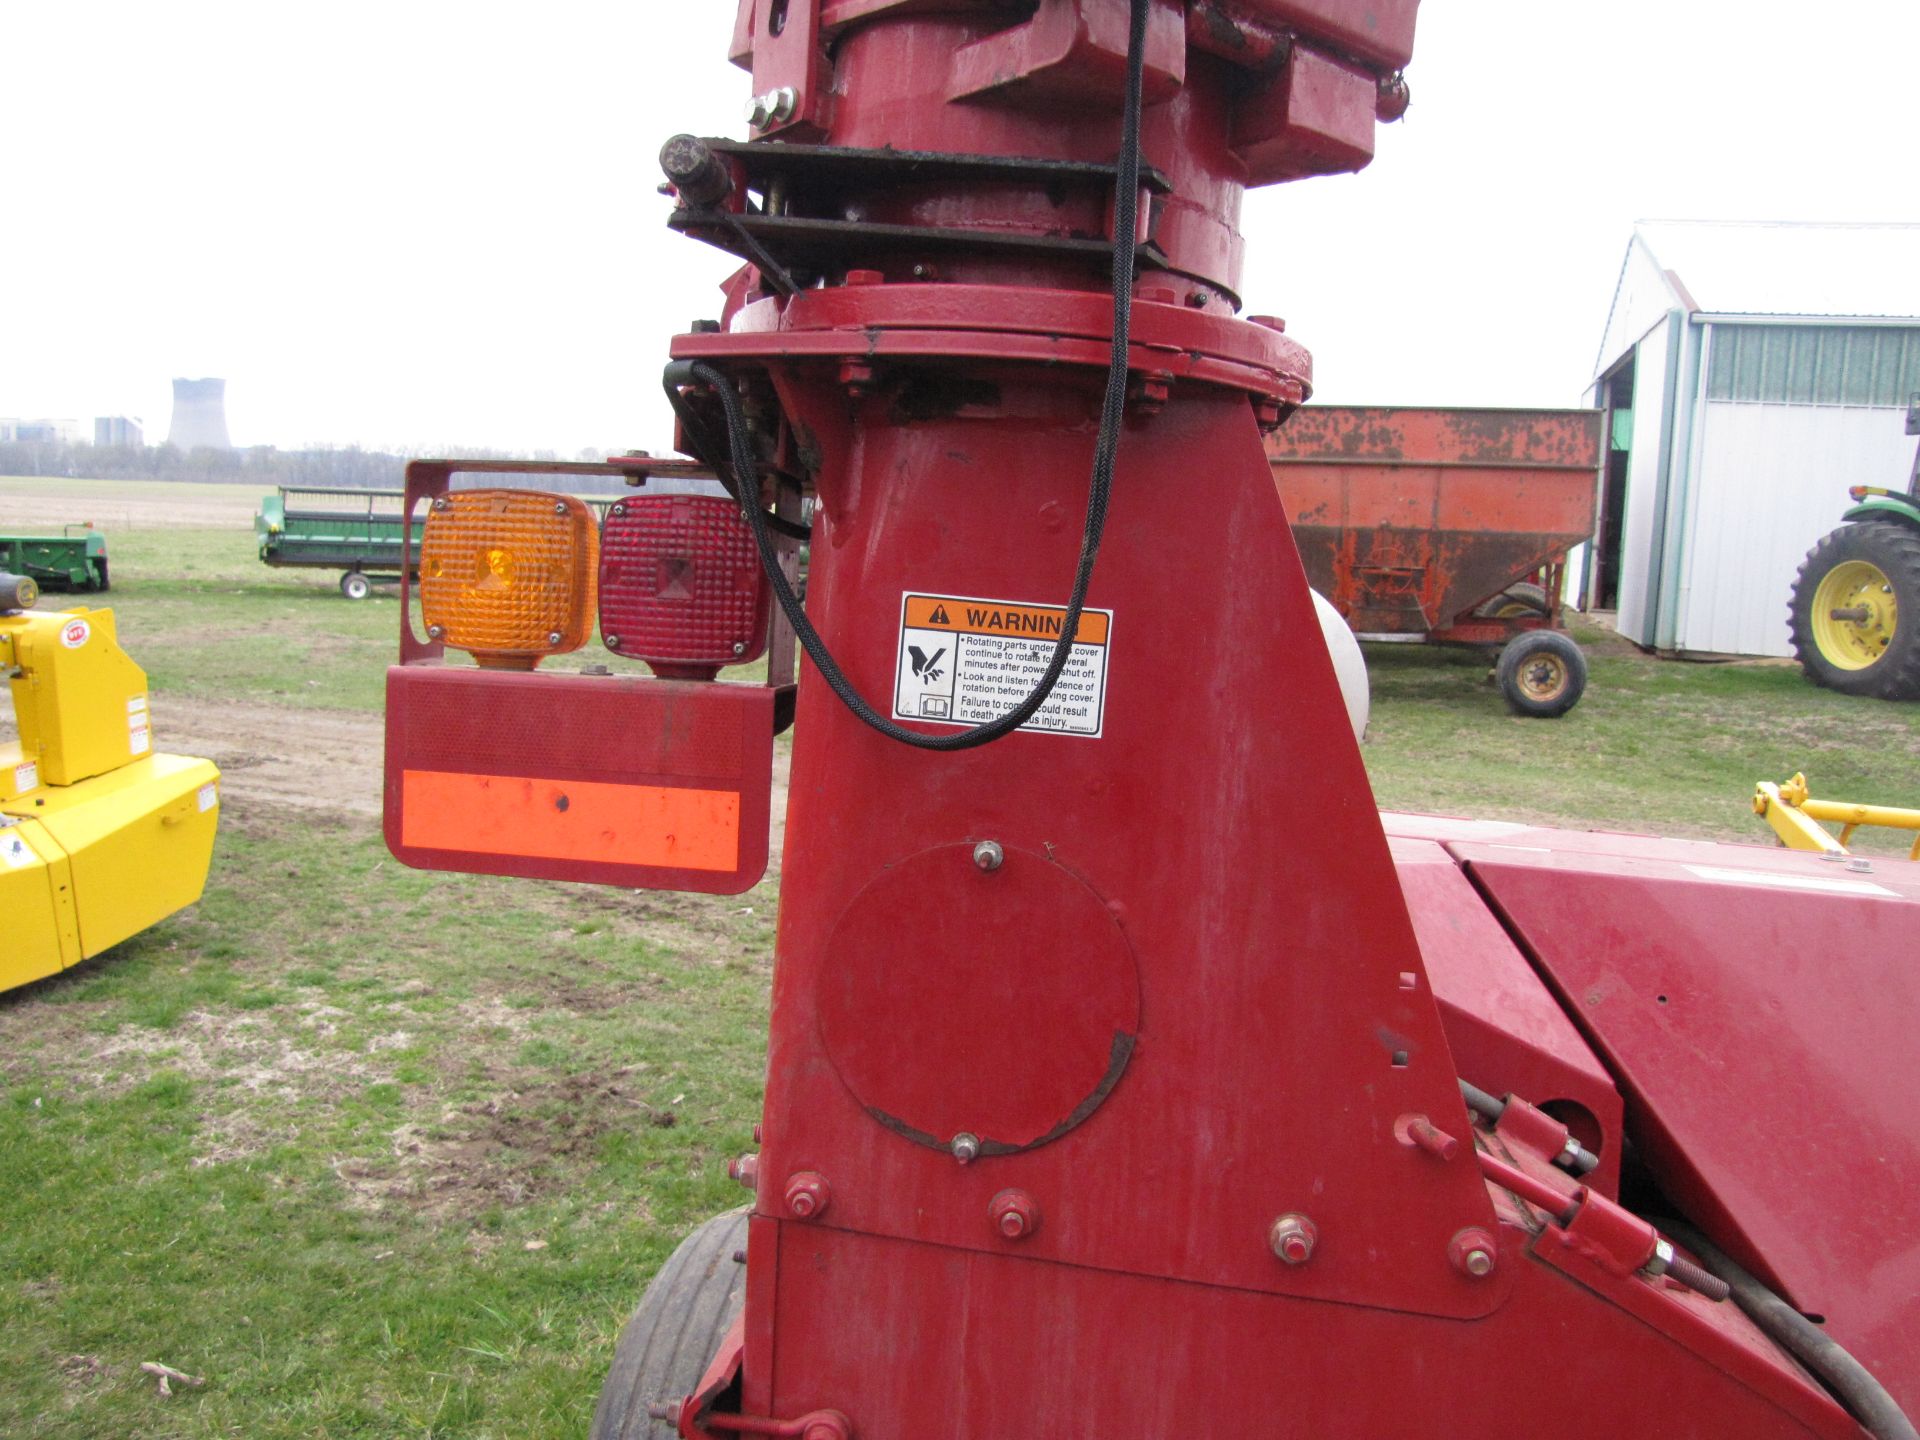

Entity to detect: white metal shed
[1585,220,1920,657]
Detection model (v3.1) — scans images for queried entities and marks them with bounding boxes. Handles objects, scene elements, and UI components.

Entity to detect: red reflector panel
[599,495,769,678]
[384,666,773,894]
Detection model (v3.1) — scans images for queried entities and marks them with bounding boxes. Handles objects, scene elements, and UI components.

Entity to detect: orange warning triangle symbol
[928,605,950,625]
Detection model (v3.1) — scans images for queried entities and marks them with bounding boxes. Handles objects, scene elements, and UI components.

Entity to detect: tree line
[0,442,615,490]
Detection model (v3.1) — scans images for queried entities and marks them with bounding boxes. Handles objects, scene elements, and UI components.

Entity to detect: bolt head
[605,635,622,648]
[610,502,625,518]
[989,1189,1040,1241]
[727,1153,759,1191]
[426,624,444,640]
[950,1132,981,1165]
[744,93,772,128]
[769,85,799,122]
[783,1171,830,1220]
[972,840,1004,872]
[732,641,746,655]
[1448,1226,1499,1279]
[1270,1213,1318,1265]
[553,500,568,515]
[547,631,563,646]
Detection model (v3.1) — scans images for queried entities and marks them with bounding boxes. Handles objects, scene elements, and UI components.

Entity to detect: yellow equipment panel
[3,754,221,963]
[0,819,80,991]
[3,606,150,788]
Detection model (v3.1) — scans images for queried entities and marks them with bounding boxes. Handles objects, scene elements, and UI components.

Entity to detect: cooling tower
[167,378,232,450]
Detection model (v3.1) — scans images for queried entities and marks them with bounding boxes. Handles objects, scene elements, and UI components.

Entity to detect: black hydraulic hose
[1459,1079,1504,1123]
[1457,1078,1600,1176]
[665,0,1152,751]
[661,383,811,541]
[1661,1220,1919,1440]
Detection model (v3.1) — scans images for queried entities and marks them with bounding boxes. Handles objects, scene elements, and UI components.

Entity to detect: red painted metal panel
[748,379,1505,1335]
[751,1220,1854,1439]
[1390,835,1623,1195]
[1459,837,1920,1416]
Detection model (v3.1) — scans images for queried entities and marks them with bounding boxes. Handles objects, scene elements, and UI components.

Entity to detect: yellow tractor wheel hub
[1810,559,1898,670]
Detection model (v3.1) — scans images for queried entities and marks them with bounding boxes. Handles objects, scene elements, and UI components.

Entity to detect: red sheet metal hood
[1434,822,1920,1416]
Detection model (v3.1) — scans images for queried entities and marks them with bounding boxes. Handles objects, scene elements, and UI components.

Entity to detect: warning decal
[894,592,1113,738]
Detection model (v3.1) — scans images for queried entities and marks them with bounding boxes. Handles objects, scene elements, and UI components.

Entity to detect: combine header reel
[382,3,1920,1437]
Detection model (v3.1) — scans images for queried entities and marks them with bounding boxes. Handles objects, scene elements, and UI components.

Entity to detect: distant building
[1586,220,1920,657]
[167,377,232,450]
[0,417,89,444]
[94,416,143,447]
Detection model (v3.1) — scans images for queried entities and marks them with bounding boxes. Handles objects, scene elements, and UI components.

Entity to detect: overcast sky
[5,1,1918,454]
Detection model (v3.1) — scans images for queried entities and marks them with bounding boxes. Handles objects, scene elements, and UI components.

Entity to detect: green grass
[0,810,772,1438]
[101,528,399,712]
[1361,616,1920,851]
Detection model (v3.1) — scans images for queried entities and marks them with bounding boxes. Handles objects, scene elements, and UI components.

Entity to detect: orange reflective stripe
[401,769,740,872]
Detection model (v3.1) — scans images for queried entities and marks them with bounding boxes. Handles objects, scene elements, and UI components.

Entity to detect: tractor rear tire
[590,1207,749,1440]
[1788,522,1920,700]
[1496,630,1588,718]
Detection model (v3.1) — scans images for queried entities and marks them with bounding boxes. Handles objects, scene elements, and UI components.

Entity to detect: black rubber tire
[591,1207,749,1440]
[1788,522,1920,701]
[340,571,372,601]
[1475,580,1549,618]
[94,560,110,593]
[1496,630,1588,718]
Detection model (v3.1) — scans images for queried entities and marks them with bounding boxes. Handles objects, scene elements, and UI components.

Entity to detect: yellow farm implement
[1,571,222,994]
[1753,773,1920,861]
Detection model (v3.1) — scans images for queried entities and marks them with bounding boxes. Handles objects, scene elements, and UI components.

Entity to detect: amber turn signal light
[419,489,598,669]
[599,494,770,679]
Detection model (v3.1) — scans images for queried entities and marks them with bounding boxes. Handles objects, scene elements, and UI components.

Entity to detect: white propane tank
[1311,590,1370,740]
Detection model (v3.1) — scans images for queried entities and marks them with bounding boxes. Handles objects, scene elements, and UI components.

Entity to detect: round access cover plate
[817,842,1140,1155]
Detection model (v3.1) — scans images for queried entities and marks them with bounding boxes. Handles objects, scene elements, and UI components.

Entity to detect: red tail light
[598,494,770,679]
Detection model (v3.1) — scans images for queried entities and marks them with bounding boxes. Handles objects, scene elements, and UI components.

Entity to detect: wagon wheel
[1496,631,1588,718]
[1475,581,1549,619]
[340,571,372,601]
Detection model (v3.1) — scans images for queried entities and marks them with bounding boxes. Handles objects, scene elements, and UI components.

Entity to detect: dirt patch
[0,483,258,532]
[92,1006,390,1099]
[149,699,383,818]
[338,1067,668,1219]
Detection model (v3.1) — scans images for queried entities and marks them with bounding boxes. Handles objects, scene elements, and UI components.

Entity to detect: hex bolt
[553,500,568,515]
[989,1189,1040,1241]
[950,1132,981,1165]
[732,641,746,655]
[744,92,773,128]
[547,631,563,646]
[431,496,451,512]
[426,624,444,640]
[610,502,626,518]
[727,1153,759,1192]
[1448,1226,1498,1278]
[605,635,622,649]
[769,85,799,123]
[1270,1213,1318,1265]
[972,840,1004,872]
[784,1171,830,1220]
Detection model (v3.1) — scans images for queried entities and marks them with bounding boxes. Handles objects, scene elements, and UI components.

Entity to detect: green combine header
[254,487,417,599]
[1,526,110,592]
